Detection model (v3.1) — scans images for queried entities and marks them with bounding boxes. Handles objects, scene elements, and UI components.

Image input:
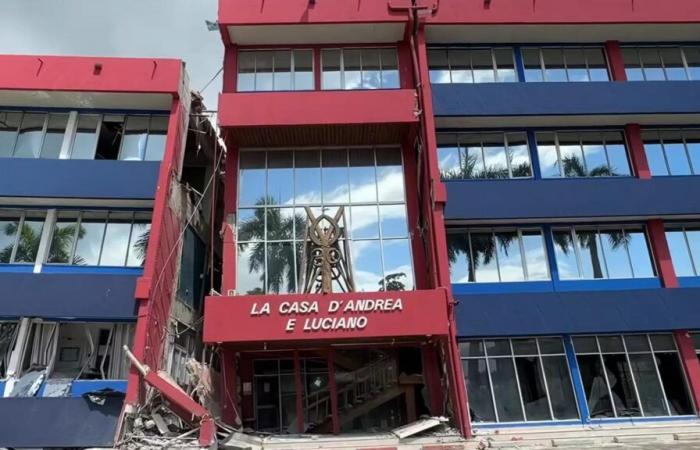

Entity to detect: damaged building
[0,55,220,449]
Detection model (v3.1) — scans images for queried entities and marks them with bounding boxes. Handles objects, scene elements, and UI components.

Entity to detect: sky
[0,0,223,109]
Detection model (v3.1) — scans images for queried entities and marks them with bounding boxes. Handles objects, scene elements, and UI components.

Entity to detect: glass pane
[361,49,381,89]
[581,131,608,176]
[239,152,266,207]
[640,48,665,81]
[463,359,496,422]
[73,219,106,265]
[127,222,150,267]
[322,148,349,204]
[238,208,264,242]
[624,335,651,352]
[539,338,564,354]
[349,148,377,203]
[350,240,382,292]
[563,48,589,82]
[603,131,631,176]
[321,49,342,90]
[495,230,524,281]
[438,141,461,179]
[512,339,538,355]
[586,48,610,82]
[665,230,694,276]
[516,356,551,421]
[460,340,485,357]
[13,113,46,158]
[428,49,450,84]
[642,131,669,176]
[471,232,499,282]
[602,354,641,416]
[266,242,295,294]
[380,48,399,88]
[542,48,567,82]
[267,151,294,205]
[255,51,273,91]
[350,205,379,239]
[447,232,471,283]
[506,133,532,177]
[47,218,78,264]
[685,46,700,81]
[471,49,495,83]
[266,208,294,241]
[0,111,21,157]
[686,228,700,272]
[379,204,408,238]
[462,134,485,178]
[14,218,44,263]
[382,239,414,291]
[293,50,314,90]
[659,47,687,81]
[119,116,149,161]
[552,229,579,279]
[543,356,579,419]
[376,149,404,202]
[272,50,292,91]
[649,334,676,352]
[237,51,256,92]
[237,244,265,295]
[449,49,472,83]
[656,352,694,415]
[522,230,549,280]
[536,132,560,178]
[489,358,524,422]
[481,134,509,179]
[685,129,700,174]
[599,229,633,279]
[522,48,544,82]
[576,230,608,279]
[40,114,68,159]
[144,116,168,161]
[295,150,322,205]
[0,216,20,263]
[599,336,625,353]
[626,230,655,278]
[558,132,585,177]
[629,353,668,416]
[343,49,362,90]
[622,48,644,81]
[494,48,516,82]
[573,336,599,353]
[100,219,131,266]
[577,354,615,418]
[485,339,512,356]
[661,130,691,175]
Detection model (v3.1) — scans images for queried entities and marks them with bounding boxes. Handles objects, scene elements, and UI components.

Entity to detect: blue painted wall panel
[0,159,159,200]
[444,177,700,221]
[455,287,700,337]
[0,272,138,320]
[433,81,700,117]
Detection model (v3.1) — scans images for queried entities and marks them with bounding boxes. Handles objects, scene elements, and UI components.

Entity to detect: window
[238,49,314,92]
[321,48,399,90]
[70,113,168,161]
[461,337,578,423]
[0,322,19,379]
[642,128,700,176]
[622,46,700,81]
[237,147,413,295]
[0,111,69,159]
[522,47,609,82]
[437,132,532,179]
[447,228,549,283]
[428,47,516,84]
[665,225,700,277]
[0,211,46,264]
[536,130,631,178]
[573,334,694,418]
[552,226,655,280]
[46,211,151,267]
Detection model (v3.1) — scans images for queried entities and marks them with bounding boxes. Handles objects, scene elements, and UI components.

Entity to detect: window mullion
[509,339,529,421]
[680,47,692,81]
[482,342,501,422]
[491,49,498,82]
[681,132,695,175]
[647,334,673,416]
[70,213,82,264]
[571,228,584,278]
[9,112,24,157]
[658,135,672,175]
[96,215,109,266]
[59,111,79,160]
[33,209,57,273]
[596,337,620,417]
[492,230,502,282]
[517,229,529,280]
[536,339,556,420]
[467,232,477,282]
[622,229,637,278]
[37,114,50,158]
[504,133,513,178]
[683,228,699,276]
[340,49,346,90]
[9,213,24,263]
[290,51,296,91]
[123,213,135,267]
[620,335,646,417]
[539,49,547,82]
[554,133,564,177]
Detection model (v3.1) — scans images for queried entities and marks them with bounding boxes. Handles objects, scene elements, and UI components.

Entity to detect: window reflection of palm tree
[378,272,406,291]
[0,221,46,263]
[441,152,532,180]
[47,224,86,264]
[447,232,517,282]
[238,196,305,294]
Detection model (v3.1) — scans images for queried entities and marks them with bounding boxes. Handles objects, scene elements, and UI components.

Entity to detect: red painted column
[421,344,445,415]
[240,356,256,429]
[674,330,700,414]
[402,139,428,290]
[313,48,322,91]
[604,40,627,82]
[294,350,305,433]
[221,143,239,294]
[221,346,240,426]
[647,219,679,288]
[223,45,238,93]
[625,124,651,179]
[327,348,340,434]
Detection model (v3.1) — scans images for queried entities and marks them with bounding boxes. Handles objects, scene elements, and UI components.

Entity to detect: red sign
[203,289,449,343]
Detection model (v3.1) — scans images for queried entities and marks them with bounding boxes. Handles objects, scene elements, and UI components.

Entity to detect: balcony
[203,289,448,346]
[433,81,700,128]
[218,89,417,146]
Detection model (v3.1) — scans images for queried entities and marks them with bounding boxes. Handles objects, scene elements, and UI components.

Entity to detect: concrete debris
[42,378,72,397]
[391,416,450,439]
[8,369,45,397]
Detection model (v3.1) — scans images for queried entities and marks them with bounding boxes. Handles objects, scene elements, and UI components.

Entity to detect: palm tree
[447,231,517,282]
[561,154,618,178]
[378,272,407,291]
[47,223,86,264]
[552,227,630,279]
[442,152,533,181]
[0,221,42,263]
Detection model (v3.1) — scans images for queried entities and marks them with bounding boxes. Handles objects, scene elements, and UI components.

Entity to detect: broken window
[0,322,19,379]
[573,334,694,418]
[460,337,578,423]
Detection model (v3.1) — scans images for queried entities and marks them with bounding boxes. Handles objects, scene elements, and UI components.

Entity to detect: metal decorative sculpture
[299,206,355,294]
